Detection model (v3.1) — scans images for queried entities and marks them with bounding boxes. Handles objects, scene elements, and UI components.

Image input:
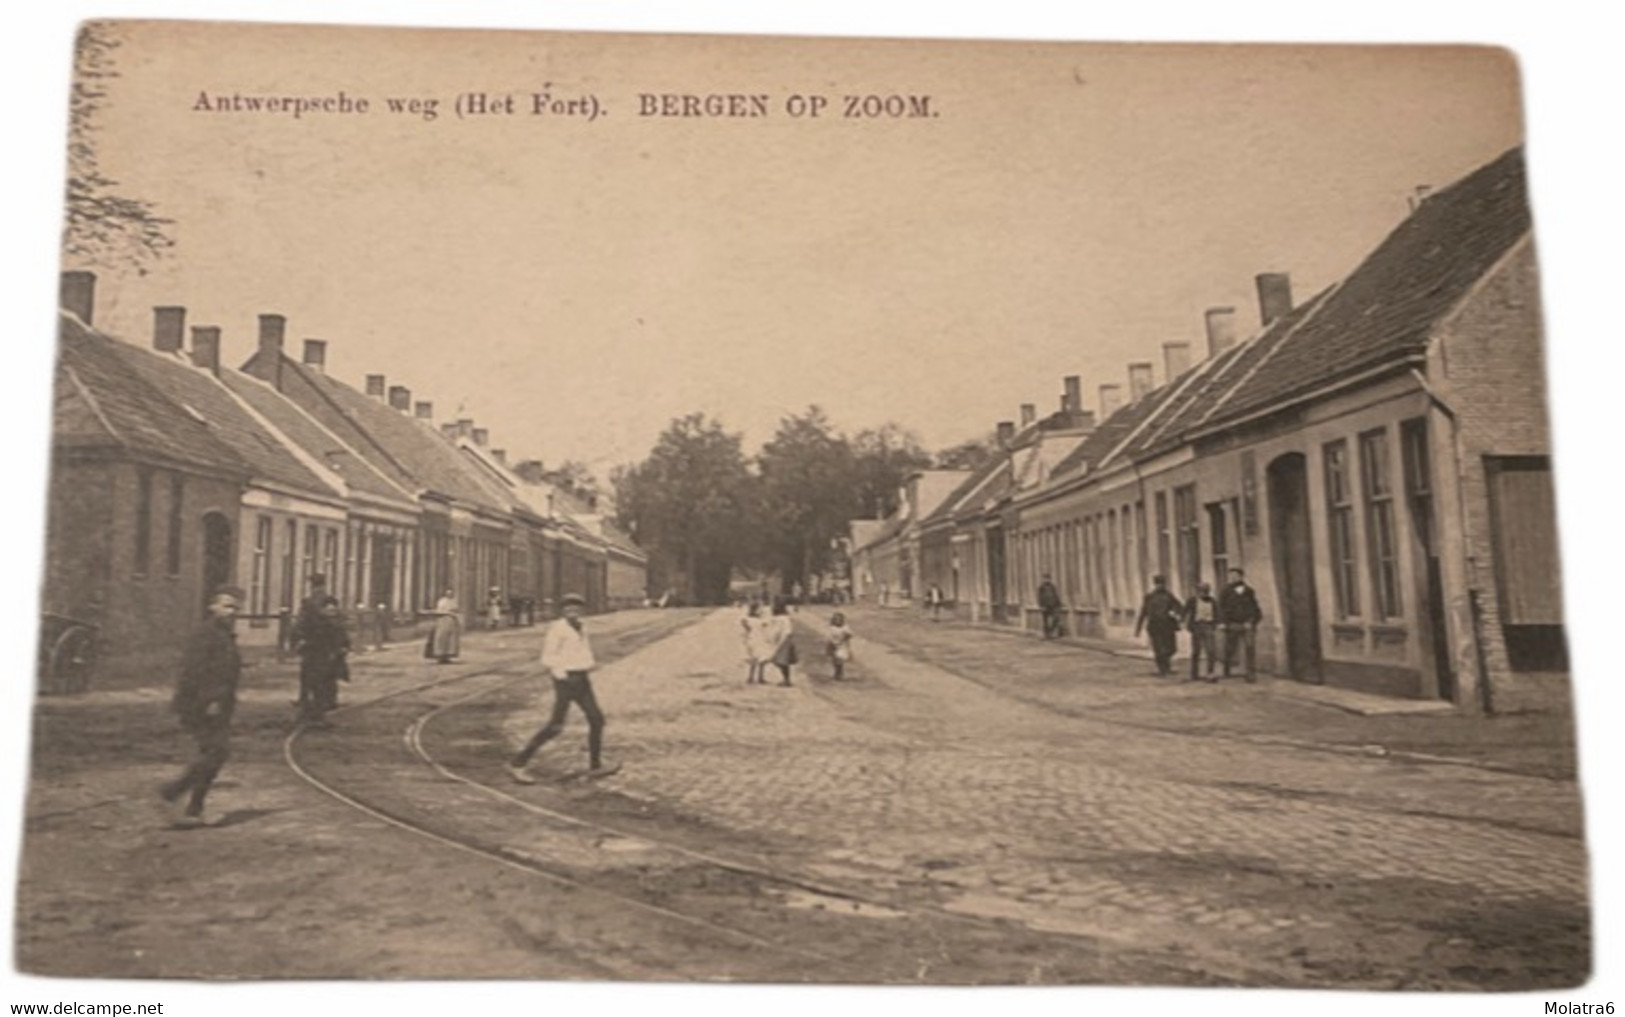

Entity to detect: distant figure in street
[486,586,505,630]
[741,601,771,685]
[825,611,854,680]
[293,594,349,726]
[508,593,617,782]
[1218,568,1263,681]
[291,573,331,718]
[765,598,797,686]
[158,586,244,828]
[1037,574,1063,639]
[790,581,804,611]
[427,588,461,663]
[879,581,890,607]
[926,584,946,622]
[1134,575,1184,677]
[1182,581,1220,682]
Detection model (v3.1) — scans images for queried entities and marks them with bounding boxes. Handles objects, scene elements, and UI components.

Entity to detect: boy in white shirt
[507,593,618,782]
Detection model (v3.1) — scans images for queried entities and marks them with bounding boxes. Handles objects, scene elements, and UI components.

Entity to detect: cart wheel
[48,625,96,694]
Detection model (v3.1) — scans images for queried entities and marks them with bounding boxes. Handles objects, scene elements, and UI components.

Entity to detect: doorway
[201,512,234,614]
[1266,453,1323,681]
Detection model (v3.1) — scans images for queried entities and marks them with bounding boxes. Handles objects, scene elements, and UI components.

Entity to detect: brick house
[1003,147,1563,710]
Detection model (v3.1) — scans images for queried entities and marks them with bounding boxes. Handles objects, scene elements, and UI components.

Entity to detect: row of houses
[851,147,1567,714]
[44,275,647,685]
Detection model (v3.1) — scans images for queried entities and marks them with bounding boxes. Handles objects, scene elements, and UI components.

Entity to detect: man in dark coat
[291,573,330,721]
[1134,575,1184,676]
[1037,574,1063,639]
[293,594,349,726]
[158,586,244,827]
[1218,568,1264,681]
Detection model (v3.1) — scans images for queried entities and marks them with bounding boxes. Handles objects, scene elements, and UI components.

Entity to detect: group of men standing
[1036,569,1264,681]
[1134,569,1262,681]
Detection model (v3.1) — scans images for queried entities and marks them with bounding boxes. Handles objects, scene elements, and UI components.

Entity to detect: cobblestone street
[515,605,1588,987]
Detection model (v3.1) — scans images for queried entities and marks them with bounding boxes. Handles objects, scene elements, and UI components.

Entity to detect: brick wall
[1435,239,1572,713]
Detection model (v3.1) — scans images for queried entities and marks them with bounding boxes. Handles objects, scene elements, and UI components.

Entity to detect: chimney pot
[455,418,474,440]
[1203,307,1238,358]
[1128,362,1155,403]
[190,326,222,377]
[1063,375,1083,415]
[995,421,1016,447]
[1099,384,1124,419]
[257,315,286,390]
[388,385,411,412]
[1255,273,1294,327]
[302,339,327,373]
[365,374,386,398]
[153,307,186,354]
[472,428,489,447]
[1019,403,1036,427]
[440,422,459,440]
[1163,341,1194,382]
[414,401,433,420]
[60,271,95,324]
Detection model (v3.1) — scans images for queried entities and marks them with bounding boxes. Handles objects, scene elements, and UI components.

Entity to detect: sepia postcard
[12,15,1597,1002]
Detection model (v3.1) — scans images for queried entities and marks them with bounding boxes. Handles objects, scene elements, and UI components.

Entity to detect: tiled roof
[55,314,247,474]
[271,357,514,514]
[220,371,416,509]
[1048,382,1181,481]
[1130,290,1331,459]
[73,320,332,496]
[923,455,1003,527]
[1200,146,1530,431]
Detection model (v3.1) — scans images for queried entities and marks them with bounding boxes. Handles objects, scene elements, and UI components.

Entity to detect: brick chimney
[995,421,1016,447]
[1255,273,1293,327]
[1099,383,1124,419]
[364,374,386,399]
[472,428,489,447]
[1019,403,1036,427]
[491,449,507,466]
[1128,362,1155,403]
[1407,184,1433,214]
[414,401,433,420]
[440,422,459,440]
[153,307,185,354]
[302,339,327,373]
[190,326,222,377]
[1204,307,1238,358]
[1163,341,1193,382]
[388,385,411,412]
[60,271,95,324]
[257,315,286,390]
[1063,375,1083,416]
[456,418,474,440]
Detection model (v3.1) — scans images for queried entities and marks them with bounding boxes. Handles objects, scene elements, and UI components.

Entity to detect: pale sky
[76,24,1523,479]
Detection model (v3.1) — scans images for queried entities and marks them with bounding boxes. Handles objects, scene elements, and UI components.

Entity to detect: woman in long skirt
[429,588,461,663]
[765,599,796,687]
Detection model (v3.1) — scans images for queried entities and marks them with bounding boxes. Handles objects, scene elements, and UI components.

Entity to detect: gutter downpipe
[1409,367,1493,716]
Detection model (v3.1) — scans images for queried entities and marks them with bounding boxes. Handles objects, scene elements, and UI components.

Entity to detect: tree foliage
[612,413,759,604]
[757,407,859,586]
[65,22,175,271]
[850,423,933,520]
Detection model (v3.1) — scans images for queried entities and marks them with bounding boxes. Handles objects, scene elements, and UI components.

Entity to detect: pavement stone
[495,607,1588,963]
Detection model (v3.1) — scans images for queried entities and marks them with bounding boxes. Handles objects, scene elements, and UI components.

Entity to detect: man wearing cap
[507,593,617,782]
[1134,574,1183,677]
[158,585,244,827]
[291,574,343,726]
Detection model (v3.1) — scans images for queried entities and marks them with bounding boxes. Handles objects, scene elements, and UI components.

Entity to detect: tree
[935,432,1001,472]
[756,407,859,588]
[612,413,759,605]
[65,22,174,271]
[850,423,933,520]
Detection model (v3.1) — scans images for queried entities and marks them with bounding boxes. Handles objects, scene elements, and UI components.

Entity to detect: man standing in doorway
[158,585,244,827]
[1218,567,1263,681]
[507,593,617,782]
[1037,574,1063,639]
